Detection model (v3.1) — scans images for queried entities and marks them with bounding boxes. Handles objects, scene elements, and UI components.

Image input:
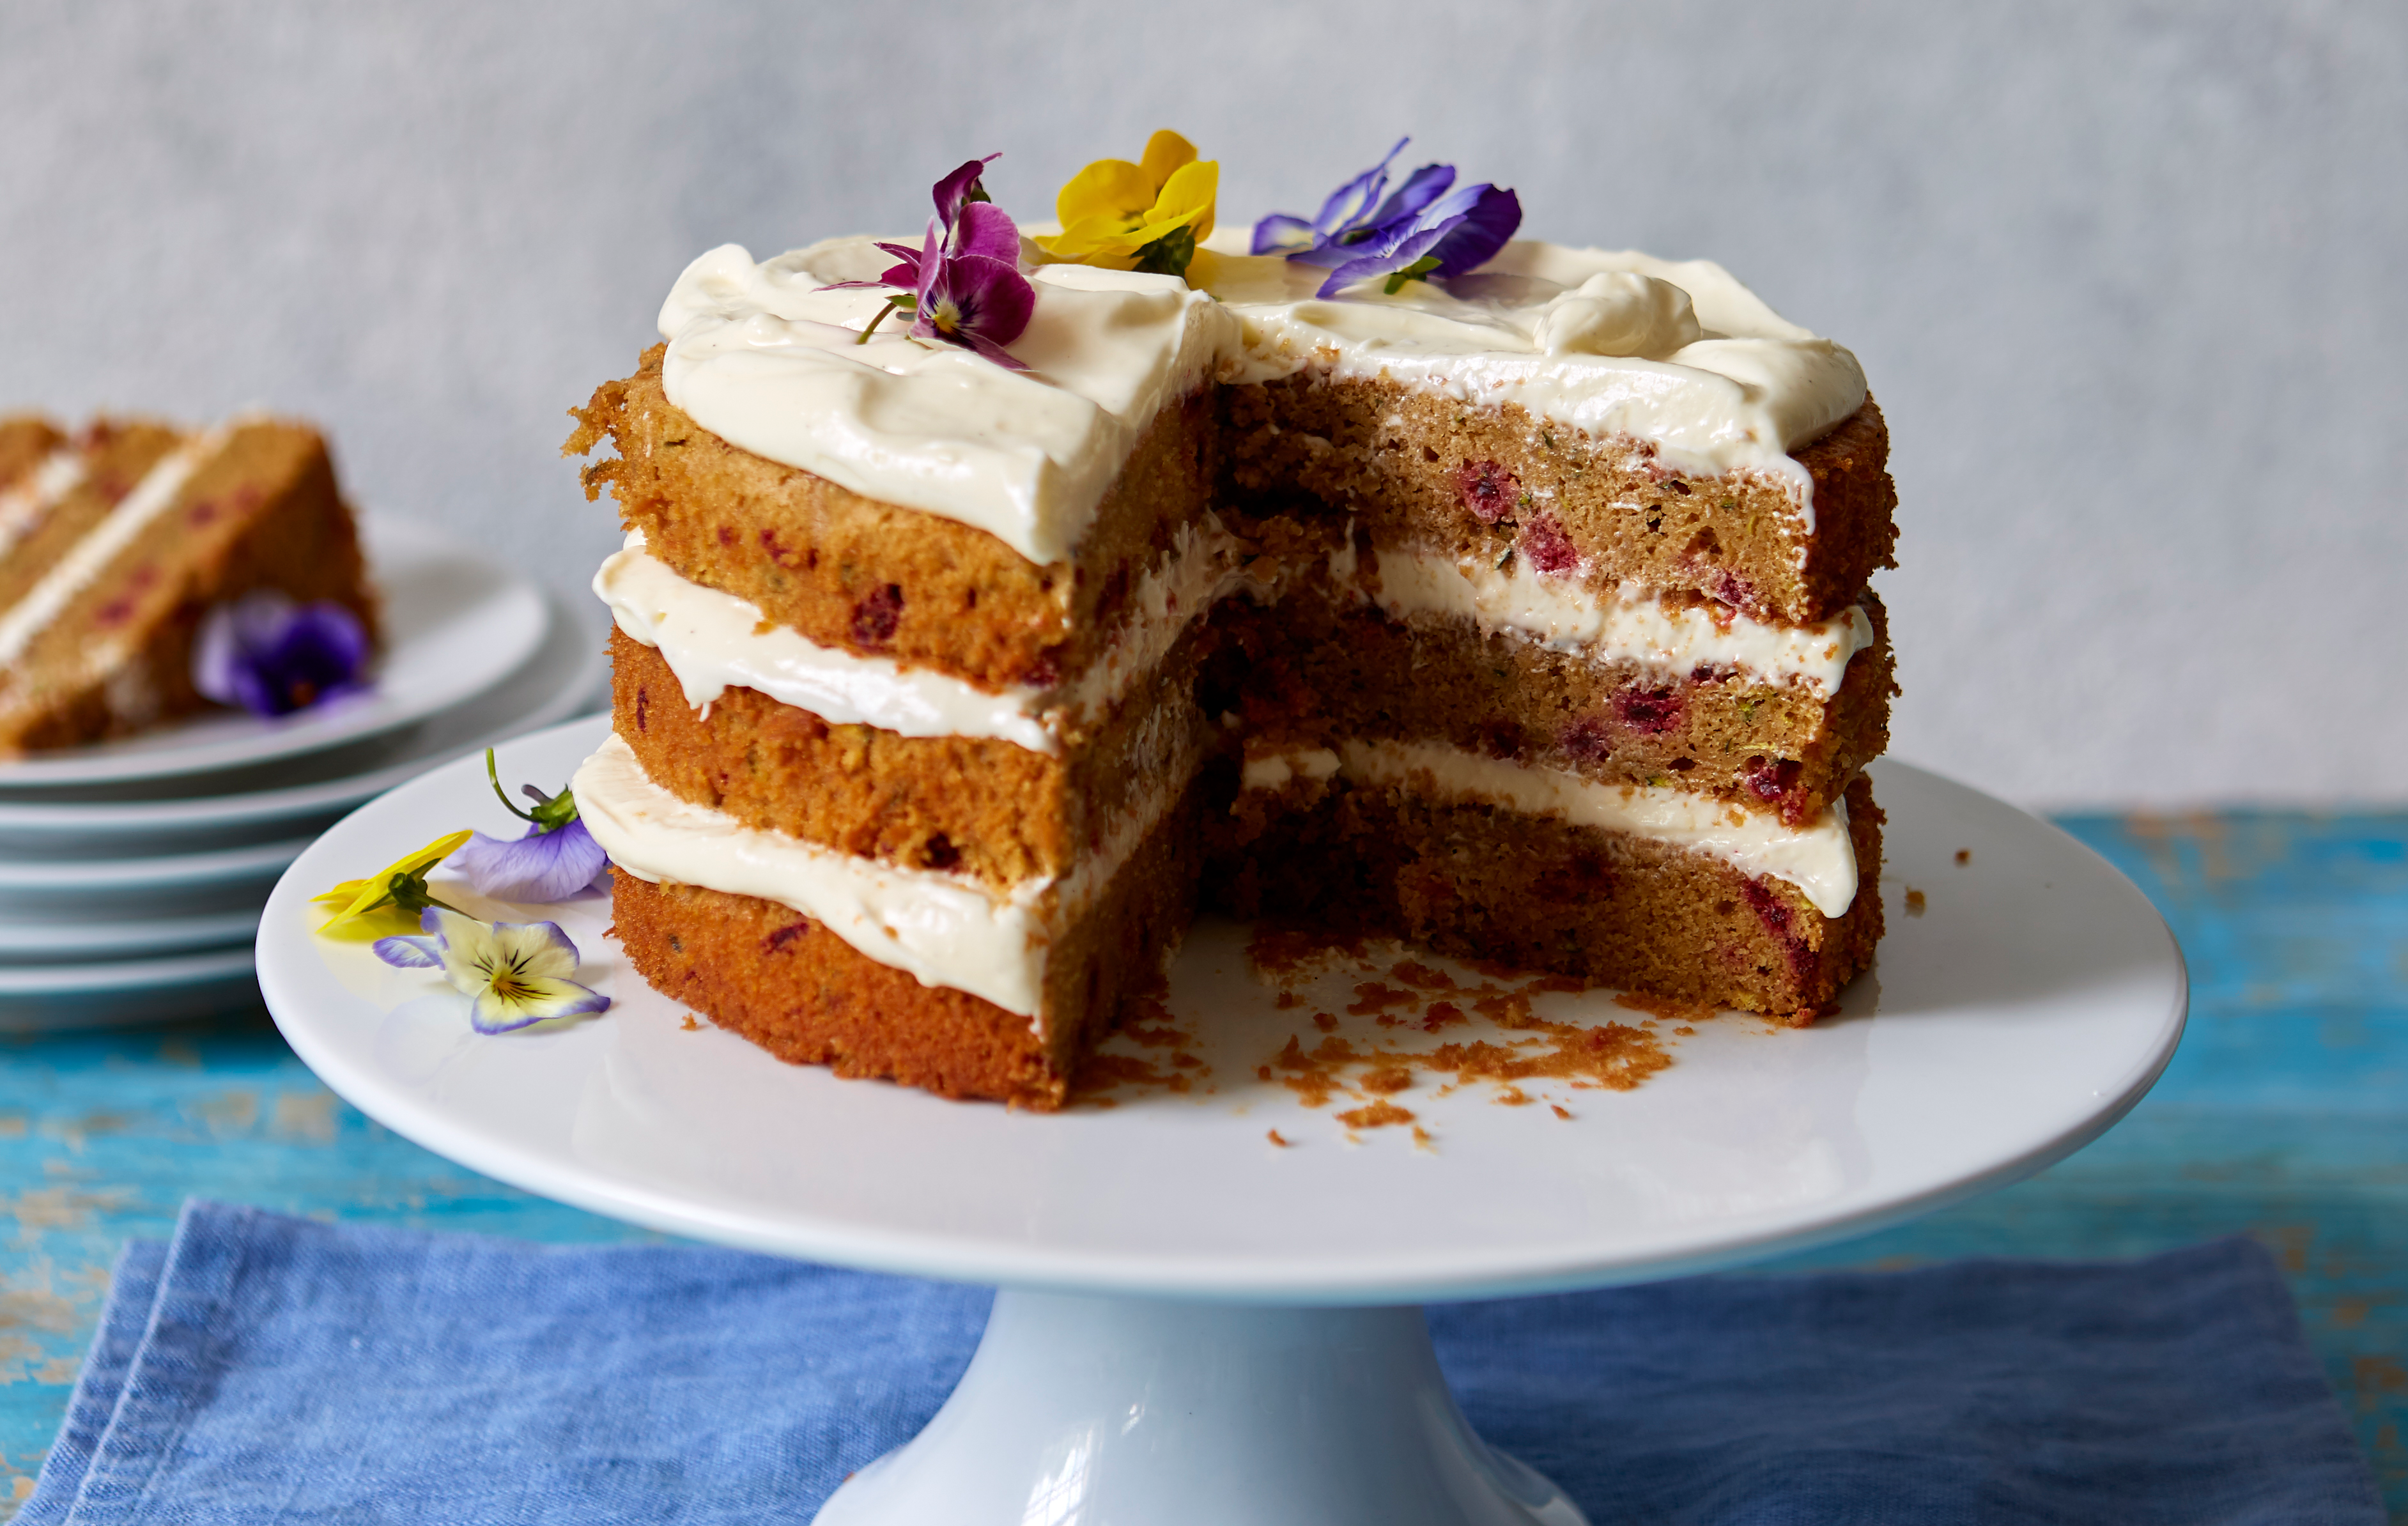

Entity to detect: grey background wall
[2,2,2401,808]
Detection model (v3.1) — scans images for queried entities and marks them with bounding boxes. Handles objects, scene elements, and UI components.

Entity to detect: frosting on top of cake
[1193,236,1866,491]
[657,234,1865,567]
[658,238,1235,566]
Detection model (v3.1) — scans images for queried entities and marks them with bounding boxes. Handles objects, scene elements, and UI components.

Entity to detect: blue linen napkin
[26,1201,2380,1525]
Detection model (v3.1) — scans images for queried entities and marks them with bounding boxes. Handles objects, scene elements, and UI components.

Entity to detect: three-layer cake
[568,201,1897,1109]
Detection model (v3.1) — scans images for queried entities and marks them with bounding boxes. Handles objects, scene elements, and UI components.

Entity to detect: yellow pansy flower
[1039,130,1217,279]
[315,829,474,940]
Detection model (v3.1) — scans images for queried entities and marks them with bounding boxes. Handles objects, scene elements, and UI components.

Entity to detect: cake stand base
[812,1290,1588,1525]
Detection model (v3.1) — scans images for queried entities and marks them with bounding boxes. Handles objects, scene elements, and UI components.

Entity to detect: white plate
[0,836,306,918]
[0,514,547,790]
[261,721,2187,1304]
[0,945,258,1031]
[0,906,260,963]
[0,592,606,856]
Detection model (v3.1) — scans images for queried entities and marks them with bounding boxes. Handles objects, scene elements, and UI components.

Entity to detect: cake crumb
[679,1014,700,1031]
[1550,1104,1572,1120]
[1336,1100,1416,1129]
[1312,1011,1339,1033]
[1360,1067,1412,1095]
[1412,1125,1434,1150]
[1390,960,1458,991]
[1267,1129,1290,1148]
[1904,888,1927,916]
[1347,981,1419,1017]
[1497,1086,1533,1107]
[1954,849,1972,866]
[1674,1025,1695,1036]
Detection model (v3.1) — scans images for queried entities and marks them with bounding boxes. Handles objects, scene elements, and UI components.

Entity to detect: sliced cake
[566,148,1897,1108]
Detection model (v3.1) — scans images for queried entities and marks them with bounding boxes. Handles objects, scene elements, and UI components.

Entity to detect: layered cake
[567,150,1897,1109]
[0,413,378,752]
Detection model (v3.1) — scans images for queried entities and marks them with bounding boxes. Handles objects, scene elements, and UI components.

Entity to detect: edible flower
[374,908,610,1034]
[834,155,1037,368]
[449,748,610,902]
[1251,139,1521,298]
[314,830,474,939]
[193,591,371,718]
[1037,130,1217,280]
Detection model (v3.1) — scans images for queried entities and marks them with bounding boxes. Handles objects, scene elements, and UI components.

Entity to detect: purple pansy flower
[1253,139,1522,298]
[452,816,608,902]
[828,155,1037,367]
[451,748,610,902]
[376,907,609,1034]
[192,591,371,718]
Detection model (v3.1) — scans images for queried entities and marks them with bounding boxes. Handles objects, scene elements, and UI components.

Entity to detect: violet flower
[449,748,609,902]
[376,907,609,1033]
[832,155,1037,367]
[1253,139,1522,298]
[192,591,371,718]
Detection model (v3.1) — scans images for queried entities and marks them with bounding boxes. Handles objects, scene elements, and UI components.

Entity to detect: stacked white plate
[0,514,606,1031]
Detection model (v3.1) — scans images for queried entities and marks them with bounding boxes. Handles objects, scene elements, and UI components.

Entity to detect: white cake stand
[258,718,2186,1525]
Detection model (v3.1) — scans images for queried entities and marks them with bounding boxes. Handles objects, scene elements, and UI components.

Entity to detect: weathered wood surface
[0,810,2398,1517]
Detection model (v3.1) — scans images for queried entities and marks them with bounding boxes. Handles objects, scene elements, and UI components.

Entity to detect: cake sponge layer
[1210,771,1885,1021]
[569,347,1217,692]
[1226,380,1895,626]
[608,774,1206,1111]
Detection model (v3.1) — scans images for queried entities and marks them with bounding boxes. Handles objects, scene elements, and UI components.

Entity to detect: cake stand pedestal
[817,1295,1581,1525]
[257,724,2188,1526]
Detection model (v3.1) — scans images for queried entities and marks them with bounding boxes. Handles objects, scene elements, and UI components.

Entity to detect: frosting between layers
[0,425,231,673]
[601,520,1867,757]
[1354,544,1873,694]
[0,448,87,564]
[658,240,1237,567]
[656,236,1865,566]
[575,733,1168,1021]
[598,534,1058,753]
[1241,737,1857,916]
[598,516,1256,755]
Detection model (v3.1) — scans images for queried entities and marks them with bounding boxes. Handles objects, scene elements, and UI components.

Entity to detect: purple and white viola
[374,907,610,1034]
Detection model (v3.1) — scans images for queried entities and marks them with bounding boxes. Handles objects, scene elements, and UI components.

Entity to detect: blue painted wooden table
[0,810,2399,1518]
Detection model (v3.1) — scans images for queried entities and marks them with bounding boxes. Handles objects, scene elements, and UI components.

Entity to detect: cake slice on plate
[0,413,378,753]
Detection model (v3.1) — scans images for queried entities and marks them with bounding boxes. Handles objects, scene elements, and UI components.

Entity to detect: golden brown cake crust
[612,872,1067,1108]
[612,626,1212,888]
[1224,379,1895,626]
[567,346,1217,692]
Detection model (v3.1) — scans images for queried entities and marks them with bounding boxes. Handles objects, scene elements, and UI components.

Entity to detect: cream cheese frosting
[1192,236,1867,505]
[655,234,1864,566]
[576,732,1171,1021]
[1354,543,1873,694]
[1242,737,1857,916]
[598,516,1258,756]
[657,238,1237,567]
